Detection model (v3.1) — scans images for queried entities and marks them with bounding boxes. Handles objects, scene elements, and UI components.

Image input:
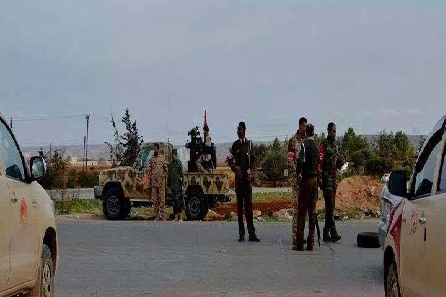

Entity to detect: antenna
[163,54,170,143]
[164,72,170,143]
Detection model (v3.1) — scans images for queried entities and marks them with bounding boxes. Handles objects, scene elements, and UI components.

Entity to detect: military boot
[323,230,331,242]
[293,244,305,251]
[331,229,341,242]
[306,239,314,251]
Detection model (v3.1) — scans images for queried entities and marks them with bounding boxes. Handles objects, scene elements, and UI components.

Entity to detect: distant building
[69,156,78,165]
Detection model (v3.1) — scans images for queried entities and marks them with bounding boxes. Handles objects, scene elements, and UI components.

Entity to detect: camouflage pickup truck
[94,143,230,220]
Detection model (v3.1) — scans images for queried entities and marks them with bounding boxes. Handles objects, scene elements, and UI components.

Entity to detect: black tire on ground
[357,232,381,248]
[185,190,208,221]
[26,244,54,297]
[386,262,401,297]
[103,187,125,220]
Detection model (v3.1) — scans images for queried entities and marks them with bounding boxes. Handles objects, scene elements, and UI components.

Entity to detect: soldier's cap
[172,149,178,155]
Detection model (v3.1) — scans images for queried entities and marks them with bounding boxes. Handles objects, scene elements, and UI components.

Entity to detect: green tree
[106,109,144,166]
[260,138,288,182]
[39,149,69,190]
[252,143,268,167]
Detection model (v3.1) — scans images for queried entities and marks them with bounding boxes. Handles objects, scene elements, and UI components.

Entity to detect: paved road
[55,219,383,297]
[47,187,292,200]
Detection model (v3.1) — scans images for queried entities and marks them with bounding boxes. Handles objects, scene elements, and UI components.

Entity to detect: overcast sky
[1,0,446,146]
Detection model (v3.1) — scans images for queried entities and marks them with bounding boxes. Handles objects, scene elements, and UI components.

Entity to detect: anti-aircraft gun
[185,126,217,172]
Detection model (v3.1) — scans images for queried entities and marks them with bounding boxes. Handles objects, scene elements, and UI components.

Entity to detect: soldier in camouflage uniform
[288,117,307,249]
[168,149,184,221]
[148,143,169,221]
[318,122,343,242]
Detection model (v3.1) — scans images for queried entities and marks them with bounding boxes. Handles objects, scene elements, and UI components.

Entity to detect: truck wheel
[26,244,54,297]
[357,232,380,248]
[386,262,401,297]
[185,192,208,221]
[103,188,124,220]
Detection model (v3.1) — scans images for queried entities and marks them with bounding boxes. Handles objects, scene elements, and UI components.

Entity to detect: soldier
[227,122,260,242]
[295,124,319,251]
[288,117,307,250]
[318,122,343,242]
[168,149,184,221]
[148,143,168,221]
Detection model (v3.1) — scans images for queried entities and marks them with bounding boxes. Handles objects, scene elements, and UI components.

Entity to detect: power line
[12,114,87,122]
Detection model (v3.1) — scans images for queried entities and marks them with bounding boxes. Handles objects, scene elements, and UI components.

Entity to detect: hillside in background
[22,135,424,164]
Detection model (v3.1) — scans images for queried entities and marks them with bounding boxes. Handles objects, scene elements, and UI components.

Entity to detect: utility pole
[85,114,90,172]
[83,136,86,172]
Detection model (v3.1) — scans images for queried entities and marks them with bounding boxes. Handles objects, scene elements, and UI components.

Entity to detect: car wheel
[386,262,401,297]
[357,232,381,248]
[27,244,54,297]
[185,191,208,220]
[103,188,123,220]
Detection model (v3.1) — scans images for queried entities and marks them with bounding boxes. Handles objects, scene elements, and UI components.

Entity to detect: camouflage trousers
[152,186,166,220]
[291,180,301,246]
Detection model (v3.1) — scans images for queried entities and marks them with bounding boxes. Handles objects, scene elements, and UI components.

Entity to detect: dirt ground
[213,175,382,219]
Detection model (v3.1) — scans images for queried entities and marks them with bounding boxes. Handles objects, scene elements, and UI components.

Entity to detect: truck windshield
[139,149,154,169]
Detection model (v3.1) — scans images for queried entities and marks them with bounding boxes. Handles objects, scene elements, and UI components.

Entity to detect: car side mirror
[388,170,408,198]
[30,156,47,180]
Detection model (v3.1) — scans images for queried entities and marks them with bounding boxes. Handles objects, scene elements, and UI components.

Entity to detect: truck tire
[386,262,401,297]
[357,232,380,248]
[103,187,125,220]
[185,191,208,221]
[26,244,54,297]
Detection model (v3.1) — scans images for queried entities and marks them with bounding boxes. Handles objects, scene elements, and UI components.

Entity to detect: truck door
[426,128,446,297]
[0,120,36,287]
[0,153,11,292]
[401,128,444,297]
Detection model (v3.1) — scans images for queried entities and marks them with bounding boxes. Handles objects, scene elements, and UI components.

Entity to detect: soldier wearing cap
[168,149,184,221]
[227,122,260,242]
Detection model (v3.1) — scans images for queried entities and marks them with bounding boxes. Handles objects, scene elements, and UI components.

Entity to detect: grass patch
[55,198,101,215]
[227,192,292,203]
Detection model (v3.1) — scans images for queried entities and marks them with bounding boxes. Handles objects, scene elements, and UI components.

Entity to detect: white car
[0,114,58,297]
[384,115,446,297]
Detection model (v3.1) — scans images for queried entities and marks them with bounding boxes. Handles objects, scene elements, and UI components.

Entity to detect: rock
[253,210,262,217]
[276,209,293,221]
[205,210,222,221]
[256,217,264,222]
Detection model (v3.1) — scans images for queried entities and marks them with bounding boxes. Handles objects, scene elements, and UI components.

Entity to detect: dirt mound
[213,175,382,220]
[316,175,382,215]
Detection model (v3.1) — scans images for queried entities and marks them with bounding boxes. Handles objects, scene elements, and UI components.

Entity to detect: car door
[426,128,446,297]
[400,128,444,297]
[0,152,12,292]
[0,120,37,287]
